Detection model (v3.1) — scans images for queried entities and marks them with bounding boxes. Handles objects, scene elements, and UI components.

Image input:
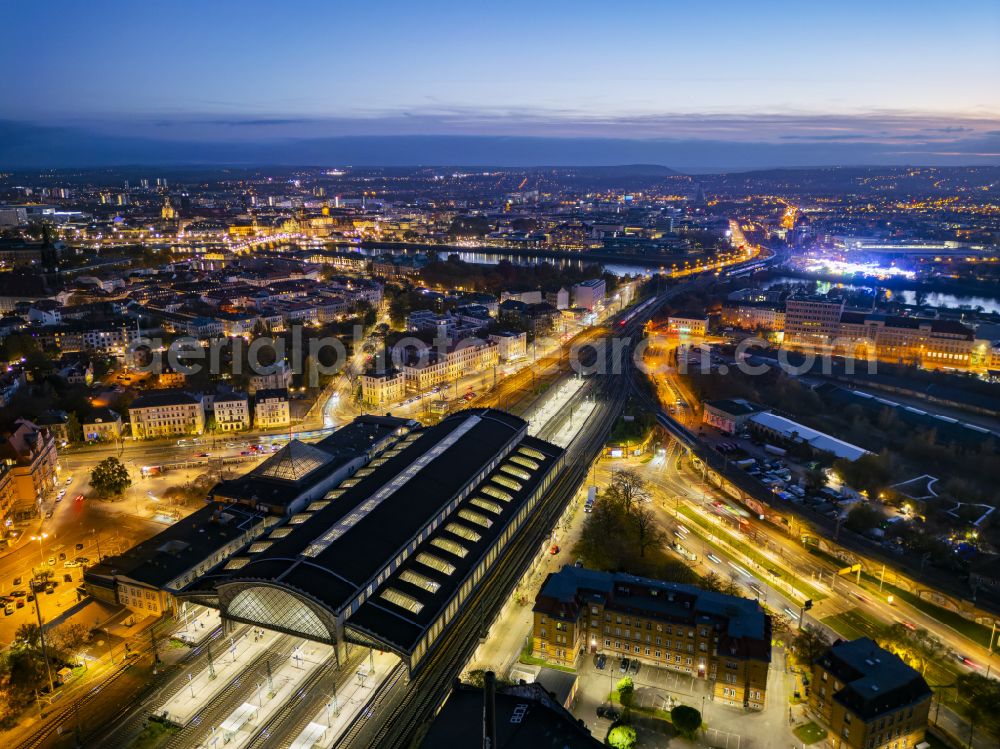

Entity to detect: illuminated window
[430,537,468,558]
[518,446,546,460]
[492,475,522,491]
[481,486,513,502]
[248,541,272,553]
[458,509,492,528]
[501,464,532,480]
[325,489,346,499]
[270,527,294,539]
[290,513,311,524]
[415,552,455,575]
[509,454,539,471]
[307,500,330,512]
[381,587,424,614]
[399,570,441,593]
[224,557,250,570]
[471,497,503,514]
[445,522,481,543]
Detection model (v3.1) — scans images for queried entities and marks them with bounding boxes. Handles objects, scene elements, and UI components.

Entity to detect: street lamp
[30,533,49,564]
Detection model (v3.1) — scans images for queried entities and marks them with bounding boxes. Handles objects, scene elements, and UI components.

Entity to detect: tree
[791,625,830,666]
[90,457,132,498]
[606,469,650,514]
[65,412,83,443]
[632,505,664,558]
[607,725,637,749]
[804,468,827,494]
[845,503,883,535]
[670,705,702,739]
[616,676,634,708]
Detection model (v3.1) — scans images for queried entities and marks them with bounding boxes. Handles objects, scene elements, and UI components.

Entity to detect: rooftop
[817,638,931,720]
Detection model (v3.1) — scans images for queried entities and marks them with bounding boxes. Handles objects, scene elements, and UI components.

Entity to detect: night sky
[1,0,998,168]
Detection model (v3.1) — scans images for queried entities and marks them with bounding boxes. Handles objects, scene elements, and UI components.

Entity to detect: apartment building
[720,302,786,332]
[129,391,206,440]
[532,567,771,710]
[784,296,846,344]
[489,331,528,362]
[81,408,123,443]
[248,361,293,394]
[253,388,291,430]
[0,420,57,522]
[213,393,251,432]
[571,279,606,311]
[809,638,931,749]
[360,369,406,407]
[782,295,982,369]
[667,316,709,337]
[397,337,499,393]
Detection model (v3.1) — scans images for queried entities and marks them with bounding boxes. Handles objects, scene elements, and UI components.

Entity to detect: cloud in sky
[1,114,999,170]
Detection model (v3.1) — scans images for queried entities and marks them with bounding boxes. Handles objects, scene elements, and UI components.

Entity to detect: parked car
[595,654,607,670]
[597,705,621,721]
[75,543,84,551]
[62,574,73,583]
[619,658,630,673]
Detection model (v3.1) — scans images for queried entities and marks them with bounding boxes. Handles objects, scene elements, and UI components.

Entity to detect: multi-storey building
[248,361,293,394]
[129,391,206,440]
[81,408,123,443]
[784,296,846,345]
[571,279,606,311]
[253,388,291,429]
[213,393,251,432]
[0,419,59,521]
[360,369,406,407]
[809,638,931,749]
[782,295,982,370]
[532,567,771,710]
[666,316,709,337]
[489,331,528,362]
[720,302,786,332]
[397,338,499,393]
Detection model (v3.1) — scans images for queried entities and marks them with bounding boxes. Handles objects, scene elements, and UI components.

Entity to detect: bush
[671,705,702,739]
[607,724,637,749]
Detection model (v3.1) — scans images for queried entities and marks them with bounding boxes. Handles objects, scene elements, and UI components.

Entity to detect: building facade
[809,638,931,749]
[489,331,528,362]
[254,388,291,429]
[532,567,771,710]
[129,391,206,440]
[213,394,251,432]
[360,369,406,407]
[398,338,499,393]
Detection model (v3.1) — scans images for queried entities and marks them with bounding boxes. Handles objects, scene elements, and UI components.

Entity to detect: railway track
[334,292,661,749]
[160,635,299,749]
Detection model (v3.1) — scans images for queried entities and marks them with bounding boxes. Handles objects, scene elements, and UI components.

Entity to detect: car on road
[10,590,25,598]
[595,654,607,670]
[955,653,979,669]
[707,553,721,564]
[596,705,621,721]
[15,599,23,609]
[619,658,630,673]
[44,510,53,519]
[549,544,560,555]
[75,557,89,565]
[44,585,55,595]
[74,494,84,502]
[65,477,73,485]
[197,452,210,458]
[55,495,62,502]
[64,561,79,568]
[3,605,12,616]
[75,543,84,550]
[46,556,55,566]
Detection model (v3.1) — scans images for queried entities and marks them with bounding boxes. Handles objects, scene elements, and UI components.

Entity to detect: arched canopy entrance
[220,583,338,645]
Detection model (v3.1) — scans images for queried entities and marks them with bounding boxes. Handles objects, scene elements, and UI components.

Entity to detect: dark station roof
[201,409,563,655]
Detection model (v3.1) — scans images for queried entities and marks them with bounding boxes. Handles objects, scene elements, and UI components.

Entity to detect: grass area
[677,506,826,602]
[793,722,827,745]
[518,646,576,674]
[130,720,177,749]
